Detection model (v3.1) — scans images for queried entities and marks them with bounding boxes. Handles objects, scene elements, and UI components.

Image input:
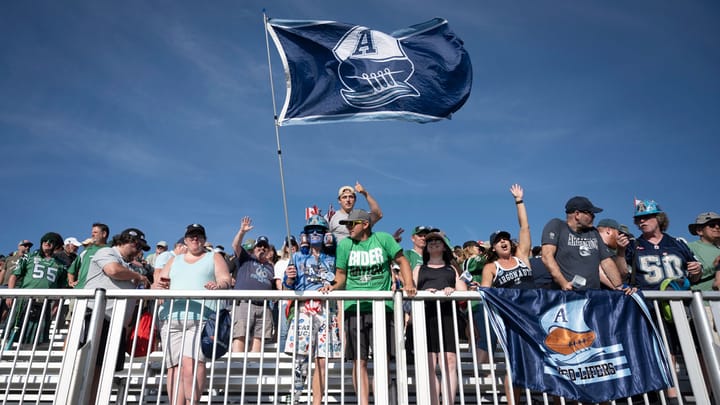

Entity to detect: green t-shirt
[404,249,423,270]
[687,239,719,291]
[336,232,401,313]
[14,251,67,289]
[67,244,106,289]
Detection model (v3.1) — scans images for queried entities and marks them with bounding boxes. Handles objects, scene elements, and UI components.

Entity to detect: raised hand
[240,216,254,233]
[510,184,524,201]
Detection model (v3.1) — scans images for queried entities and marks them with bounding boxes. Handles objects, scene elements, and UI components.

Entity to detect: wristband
[515,200,524,204]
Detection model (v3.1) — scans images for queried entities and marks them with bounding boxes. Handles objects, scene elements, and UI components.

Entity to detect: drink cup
[571,275,586,289]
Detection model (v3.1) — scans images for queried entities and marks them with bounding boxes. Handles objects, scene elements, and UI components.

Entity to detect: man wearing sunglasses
[323,209,416,405]
[687,212,720,292]
[541,196,626,291]
[82,227,150,402]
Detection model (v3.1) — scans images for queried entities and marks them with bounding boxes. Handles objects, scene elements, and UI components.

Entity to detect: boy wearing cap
[541,196,625,290]
[328,182,383,242]
[323,208,416,405]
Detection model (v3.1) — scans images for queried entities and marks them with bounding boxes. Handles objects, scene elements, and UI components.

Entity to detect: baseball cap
[565,196,603,214]
[489,230,512,245]
[412,226,433,235]
[338,185,355,197]
[283,235,298,247]
[463,240,479,249]
[175,237,186,246]
[339,209,371,224]
[18,239,33,248]
[242,239,255,251]
[120,228,150,251]
[156,240,168,248]
[688,211,720,234]
[255,236,270,248]
[618,224,634,239]
[64,237,83,247]
[185,224,207,239]
[596,218,620,230]
[478,241,491,250]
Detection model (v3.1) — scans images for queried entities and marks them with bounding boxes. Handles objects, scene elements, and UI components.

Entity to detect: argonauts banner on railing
[479,288,673,402]
[266,17,472,125]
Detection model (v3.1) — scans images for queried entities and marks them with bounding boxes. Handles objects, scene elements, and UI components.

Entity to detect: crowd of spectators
[0,182,718,405]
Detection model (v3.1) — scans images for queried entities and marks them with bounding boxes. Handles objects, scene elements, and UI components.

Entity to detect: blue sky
[1,0,718,255]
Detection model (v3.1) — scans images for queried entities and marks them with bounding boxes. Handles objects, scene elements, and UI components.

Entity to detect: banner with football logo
[478,288,673,402]
[266,18,472,125]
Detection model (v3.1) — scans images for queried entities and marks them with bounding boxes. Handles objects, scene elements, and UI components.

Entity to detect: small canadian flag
[326,203,336,221]
[305,205,320,220]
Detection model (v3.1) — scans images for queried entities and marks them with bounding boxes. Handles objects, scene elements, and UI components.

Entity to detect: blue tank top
[159,252,217,320]
[492,257,535,289]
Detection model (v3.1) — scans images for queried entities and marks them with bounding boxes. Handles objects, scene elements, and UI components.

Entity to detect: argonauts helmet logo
[333,26,419,109]
[541,299,596,358]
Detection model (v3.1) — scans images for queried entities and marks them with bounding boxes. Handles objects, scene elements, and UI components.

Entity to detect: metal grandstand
[0,289,718,404]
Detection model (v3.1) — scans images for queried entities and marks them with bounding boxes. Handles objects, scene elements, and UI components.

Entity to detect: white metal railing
[0,288,717,404]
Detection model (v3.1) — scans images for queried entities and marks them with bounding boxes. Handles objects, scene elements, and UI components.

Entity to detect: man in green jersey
[6,232,67,345]
[67,222,109,288]
[324,209,416,405]
[404,226,432,270]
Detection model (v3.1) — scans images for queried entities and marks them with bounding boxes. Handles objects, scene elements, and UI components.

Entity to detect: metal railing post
[59,288,106,404]
[691,291,720,401]
[393,290,408,405]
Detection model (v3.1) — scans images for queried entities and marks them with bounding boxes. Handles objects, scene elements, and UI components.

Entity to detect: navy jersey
[628,233,696,290]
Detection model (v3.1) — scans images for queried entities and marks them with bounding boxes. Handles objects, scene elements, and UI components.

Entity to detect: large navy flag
[479,288,673,402]
[266,18,472,125]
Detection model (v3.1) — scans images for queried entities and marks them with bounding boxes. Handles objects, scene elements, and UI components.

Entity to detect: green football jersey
[336,232,401,313]
[14,251,67,289]
[67,244,105,289]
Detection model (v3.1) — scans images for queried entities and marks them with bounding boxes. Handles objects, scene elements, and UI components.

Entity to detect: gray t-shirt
[541,218,613,290]
[329,210,350,242]
[85,246,136,322]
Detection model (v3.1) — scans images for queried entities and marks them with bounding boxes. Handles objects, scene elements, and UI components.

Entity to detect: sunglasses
[704,221,720,228]
[344,220,365,228]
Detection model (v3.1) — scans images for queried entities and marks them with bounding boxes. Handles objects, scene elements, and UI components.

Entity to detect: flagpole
[263,10,294,248]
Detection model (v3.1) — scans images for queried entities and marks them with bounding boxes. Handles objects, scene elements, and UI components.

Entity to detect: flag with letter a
[266,18,472,125]
[478,288,673,402]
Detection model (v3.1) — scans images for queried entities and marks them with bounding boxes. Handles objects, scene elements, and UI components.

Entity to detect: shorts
[284,303,342,358]
[160,318,206,367]
[233,302,273,340]
[82,310,126,372]
[344,311,394,360]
